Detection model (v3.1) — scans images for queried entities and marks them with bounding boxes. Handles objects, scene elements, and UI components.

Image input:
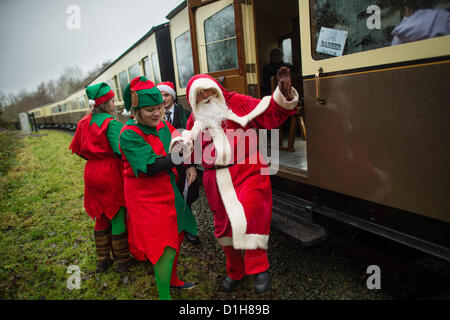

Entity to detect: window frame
[300,0,450,77]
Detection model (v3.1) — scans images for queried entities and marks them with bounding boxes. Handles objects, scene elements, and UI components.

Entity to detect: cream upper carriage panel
[169,2,193,98]
[28,106,43,119]
[89,29,162,107]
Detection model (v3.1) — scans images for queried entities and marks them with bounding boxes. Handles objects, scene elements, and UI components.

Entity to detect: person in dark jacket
[157,81,200,244]
[261,48,295,97]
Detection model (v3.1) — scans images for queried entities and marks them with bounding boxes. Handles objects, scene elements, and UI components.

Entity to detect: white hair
[194,96,231,130]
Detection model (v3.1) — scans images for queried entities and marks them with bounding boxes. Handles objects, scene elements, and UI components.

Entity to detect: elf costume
[69,82,130,273]
[119,76,197,300]
[183,70,298,293]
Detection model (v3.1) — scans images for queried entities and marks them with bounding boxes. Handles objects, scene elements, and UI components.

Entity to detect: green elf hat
[86,82,115,107]
[122,76,163,115]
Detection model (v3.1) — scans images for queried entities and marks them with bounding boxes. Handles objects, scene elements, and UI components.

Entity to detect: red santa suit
[184,74,298,278]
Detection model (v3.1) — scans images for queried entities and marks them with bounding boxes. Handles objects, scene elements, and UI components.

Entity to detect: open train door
[188,0,248,94]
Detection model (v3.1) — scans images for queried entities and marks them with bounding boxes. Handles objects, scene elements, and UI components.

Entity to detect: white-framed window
[203,3,238,72]
[175,30,195,88]
[151,53,161,84]
[128,62,141,80]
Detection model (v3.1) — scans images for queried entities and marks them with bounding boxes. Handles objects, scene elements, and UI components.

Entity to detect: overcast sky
[0,0,184,97]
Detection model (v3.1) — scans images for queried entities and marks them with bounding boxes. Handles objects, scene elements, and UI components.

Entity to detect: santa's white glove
[169,130,193,158]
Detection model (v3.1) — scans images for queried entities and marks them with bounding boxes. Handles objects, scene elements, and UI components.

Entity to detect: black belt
[205,163,235,171]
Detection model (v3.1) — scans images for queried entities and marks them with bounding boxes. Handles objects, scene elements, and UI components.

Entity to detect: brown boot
[94,228,113,272]
[111,232,130,273]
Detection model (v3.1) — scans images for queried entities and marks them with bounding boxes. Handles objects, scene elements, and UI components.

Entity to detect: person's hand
[277,66,292,101]
[171,141,186,155]
[186,166,197,186]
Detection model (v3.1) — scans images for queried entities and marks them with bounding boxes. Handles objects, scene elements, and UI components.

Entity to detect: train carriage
[88,22,176,123]
[176,0,450,260]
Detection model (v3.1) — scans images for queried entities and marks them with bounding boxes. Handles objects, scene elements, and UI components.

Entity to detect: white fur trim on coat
[188,78,225,113]
[225,96,271,127]
[215,168,269,250]
[273,85,299,110]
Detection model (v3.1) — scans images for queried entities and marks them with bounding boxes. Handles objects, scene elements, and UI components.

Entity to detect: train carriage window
[78,96,86,110]
[175,30,195,88]
[309,0,450,60]
[118,70,129,99]
[151,53,161,84]
[128,63,141,80]
[106,78,115,94]
[71,99,78,111]
[204,4,239,72]
[142,57,154,82]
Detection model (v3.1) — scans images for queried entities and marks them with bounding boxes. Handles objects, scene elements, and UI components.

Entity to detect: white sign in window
[316,27,348,57]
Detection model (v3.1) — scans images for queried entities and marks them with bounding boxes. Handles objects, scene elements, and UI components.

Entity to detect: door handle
[315,67,325,104]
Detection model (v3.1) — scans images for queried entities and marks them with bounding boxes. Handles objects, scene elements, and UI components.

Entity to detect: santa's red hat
[157,81,176,100]
[186,74,231,114]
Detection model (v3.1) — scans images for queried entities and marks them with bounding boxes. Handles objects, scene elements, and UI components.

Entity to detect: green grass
[0,130,167,299]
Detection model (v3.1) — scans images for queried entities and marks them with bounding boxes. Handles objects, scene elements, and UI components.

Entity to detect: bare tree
[0,60,111,121]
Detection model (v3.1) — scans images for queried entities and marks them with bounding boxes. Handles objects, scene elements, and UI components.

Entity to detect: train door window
[190,0,247,94]
[118,70,129,100]
[175,30,195,88]
[203,3,238,72]
[142,57,154,82]
[128,63,141,80]
[151,53,161,84]
[309,0,450,60]
[281,37,293,65]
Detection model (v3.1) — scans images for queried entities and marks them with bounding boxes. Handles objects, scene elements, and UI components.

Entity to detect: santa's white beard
[194,97,231,129]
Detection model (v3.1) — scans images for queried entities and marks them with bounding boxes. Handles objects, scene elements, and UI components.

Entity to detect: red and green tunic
[119,119,197,264]
[69,113,125,221]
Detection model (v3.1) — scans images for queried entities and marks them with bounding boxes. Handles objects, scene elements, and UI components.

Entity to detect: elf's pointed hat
[123,76,163,115]
[86,82,115,107]
[157,81,176,99]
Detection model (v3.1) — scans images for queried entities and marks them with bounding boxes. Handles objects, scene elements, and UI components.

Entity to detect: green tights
[155,247,176,300]
[111,207,126,235]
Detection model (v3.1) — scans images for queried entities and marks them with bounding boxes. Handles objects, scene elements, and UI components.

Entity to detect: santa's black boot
[223,276,242,292]
[254,271,271,294]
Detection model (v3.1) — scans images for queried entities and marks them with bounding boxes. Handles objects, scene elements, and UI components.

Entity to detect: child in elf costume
[69,82,130,273]
[119,76,198,300]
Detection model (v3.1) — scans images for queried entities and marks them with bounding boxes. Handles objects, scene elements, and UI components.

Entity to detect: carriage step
[272,191,326,246]
[271,211,327,246]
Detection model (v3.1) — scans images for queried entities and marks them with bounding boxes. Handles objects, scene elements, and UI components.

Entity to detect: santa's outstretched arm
[229,67,299,130]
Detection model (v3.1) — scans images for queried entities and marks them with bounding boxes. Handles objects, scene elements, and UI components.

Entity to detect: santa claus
[175,67,298,294]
